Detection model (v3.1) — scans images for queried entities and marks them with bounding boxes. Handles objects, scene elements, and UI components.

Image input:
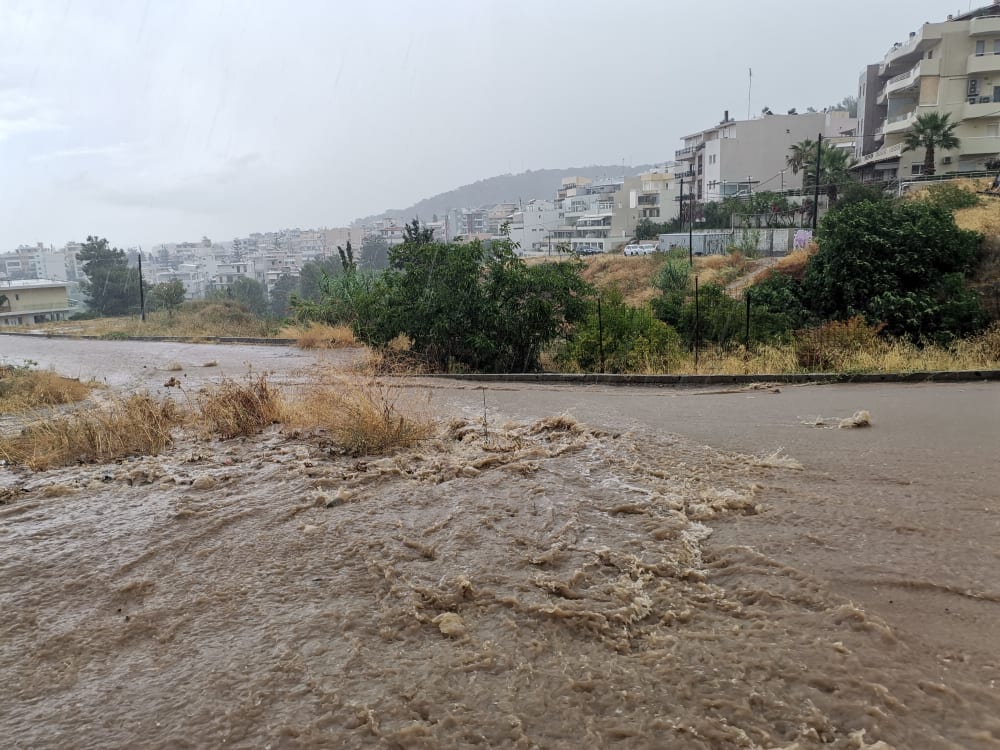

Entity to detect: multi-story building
[0,279,71,326]
[610,166,684,247]
[854,2,1000,180]
[676,110,857,201]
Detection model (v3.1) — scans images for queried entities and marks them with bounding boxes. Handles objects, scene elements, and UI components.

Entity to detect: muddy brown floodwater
[2,337,1000,748]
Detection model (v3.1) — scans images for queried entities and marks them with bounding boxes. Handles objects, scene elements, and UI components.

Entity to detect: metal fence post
[597,295,605,374]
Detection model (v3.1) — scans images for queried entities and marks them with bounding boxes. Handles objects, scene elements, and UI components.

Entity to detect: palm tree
[786,139,817,176]
[819,146,854,204]
[903,112,960,176]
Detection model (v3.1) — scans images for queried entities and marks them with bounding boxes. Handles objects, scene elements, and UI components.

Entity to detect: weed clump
[281,323,358,349]
[197,373,284,439]
[288,378,432,456]
[0,364,94,414]
[0,394,182,470]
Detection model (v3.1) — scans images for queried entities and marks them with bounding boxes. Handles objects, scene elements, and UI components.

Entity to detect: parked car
[623,242,659,256]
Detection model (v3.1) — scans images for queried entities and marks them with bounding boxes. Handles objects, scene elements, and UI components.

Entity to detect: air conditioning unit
[969,96,979,104]
[981,96,992,103]
[942,156,953,164]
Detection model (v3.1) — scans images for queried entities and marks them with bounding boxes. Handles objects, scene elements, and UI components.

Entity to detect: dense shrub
[805,200,984,341]
[297,232,593,372]
[568,290,683,373]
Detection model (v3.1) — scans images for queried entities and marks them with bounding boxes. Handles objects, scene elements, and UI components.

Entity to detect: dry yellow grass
[577,254,669,306]
[0,366,95,414]
[280,323,358,349]
[767,243,818,281]
[196,373,285,439]
[0,394,182,470]
[19,300,275,339]
[661,324,1000,375]
[285,376,433,456]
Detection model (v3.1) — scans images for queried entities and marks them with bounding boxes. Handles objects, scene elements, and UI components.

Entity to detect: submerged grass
[286,376,433,456]
[196,373,285,439]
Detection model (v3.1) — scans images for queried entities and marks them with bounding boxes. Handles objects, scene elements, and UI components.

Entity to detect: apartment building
[0,279,71,326]
[675,110,857,201]
[854,2,1000,180]
[610,166,684,247]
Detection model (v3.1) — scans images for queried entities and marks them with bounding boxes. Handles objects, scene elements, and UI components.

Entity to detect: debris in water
[839,410,872,429]
[432,612,466,638]
[191,476,217,490]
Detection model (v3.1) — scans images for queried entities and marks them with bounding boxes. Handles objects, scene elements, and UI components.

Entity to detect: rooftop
[0,278,68,289]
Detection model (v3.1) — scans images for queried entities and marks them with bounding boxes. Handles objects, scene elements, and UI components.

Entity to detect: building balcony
[852,141,906,169]
[959,135,1000,155]
[970,15,1000,36]
[876,84,888,105]
[674,143,704,160]
[880,25,942,76]
[884,58,939,96]
[883,109,917,134]
[968,52,1000,74]
[963,99,1000,120]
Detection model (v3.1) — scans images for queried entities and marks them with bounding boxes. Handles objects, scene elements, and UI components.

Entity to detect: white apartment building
[500,200,564,253]
[676,110,857,201]
[854,2,1000,180]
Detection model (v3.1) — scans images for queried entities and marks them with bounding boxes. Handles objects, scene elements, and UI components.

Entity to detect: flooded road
[3,337,1000,748]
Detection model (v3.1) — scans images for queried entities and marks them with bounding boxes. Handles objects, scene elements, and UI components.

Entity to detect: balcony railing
[674,142,705,159]
[887,110,915,124]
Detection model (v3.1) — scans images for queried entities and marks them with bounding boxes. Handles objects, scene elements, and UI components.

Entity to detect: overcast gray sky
[0,0,961,249]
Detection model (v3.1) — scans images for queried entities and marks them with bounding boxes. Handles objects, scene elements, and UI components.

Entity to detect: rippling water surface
[4,405,999,749]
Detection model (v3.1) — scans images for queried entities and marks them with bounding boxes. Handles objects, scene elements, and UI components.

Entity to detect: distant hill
[354,164,656,226]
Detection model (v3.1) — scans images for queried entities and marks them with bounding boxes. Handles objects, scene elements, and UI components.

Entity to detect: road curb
[0,331,296,346]
[3,332,997,384]
[413,370,1000,386]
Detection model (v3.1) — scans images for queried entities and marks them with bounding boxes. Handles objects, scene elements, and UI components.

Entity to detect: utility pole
[137,250,146,322]
[688,194,694,268]
[812,133,823,230]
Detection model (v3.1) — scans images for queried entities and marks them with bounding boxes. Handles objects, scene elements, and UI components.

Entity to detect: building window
[995,40,1000,55]
[911,164,924,175]
[994,85,1000,103]
[976,40,986,56]
[927,49,933,59]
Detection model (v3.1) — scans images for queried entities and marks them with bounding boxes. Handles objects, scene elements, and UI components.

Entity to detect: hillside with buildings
[352,165,654,227]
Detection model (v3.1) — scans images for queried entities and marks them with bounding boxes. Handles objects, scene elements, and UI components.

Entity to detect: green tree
[786,139,816,177]
[211,277,269,317]
[359,235,390,270]
[151,279,186,317]
[789,141,856,204]
[804,200,983,341]
[298,257,342,301]
[651,257,692,325]
[0,294,8,310]
[268,275,300,318]
[817,146,854,204]
[337,241,356,273]
[903,112,960,176]
[302,233,592,372]
[77,236,145,316]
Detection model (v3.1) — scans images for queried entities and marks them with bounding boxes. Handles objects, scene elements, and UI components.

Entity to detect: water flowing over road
[3,337,999,748]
